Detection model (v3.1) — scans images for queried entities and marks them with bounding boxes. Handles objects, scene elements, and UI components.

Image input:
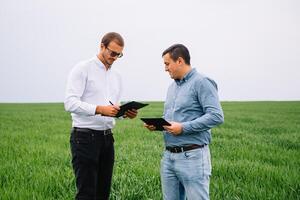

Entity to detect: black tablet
[140,118,171,131]
[115,101,148,117]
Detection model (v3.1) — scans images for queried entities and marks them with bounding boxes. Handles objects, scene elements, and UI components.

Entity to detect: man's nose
[111,56,117,60]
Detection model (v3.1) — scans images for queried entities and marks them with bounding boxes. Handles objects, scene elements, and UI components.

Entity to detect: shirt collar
[175,68,196,85]
[93,55,107,70]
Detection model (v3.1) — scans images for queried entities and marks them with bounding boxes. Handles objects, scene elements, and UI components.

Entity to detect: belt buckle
[174,147,184,153]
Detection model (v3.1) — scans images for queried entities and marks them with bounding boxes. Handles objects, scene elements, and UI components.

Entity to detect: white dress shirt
[64,56,123,130]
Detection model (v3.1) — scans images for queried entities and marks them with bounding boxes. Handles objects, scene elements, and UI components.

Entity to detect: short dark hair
[162,44,190,65]
[101,32,124,47]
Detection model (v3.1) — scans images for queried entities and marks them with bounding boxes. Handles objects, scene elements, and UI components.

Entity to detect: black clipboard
[140,118,171,131]
[115,101,148,117]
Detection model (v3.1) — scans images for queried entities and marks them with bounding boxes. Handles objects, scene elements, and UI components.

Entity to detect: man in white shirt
[64,32,137,200]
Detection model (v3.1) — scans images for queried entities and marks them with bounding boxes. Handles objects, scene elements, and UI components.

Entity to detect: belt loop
[104,129,111,136]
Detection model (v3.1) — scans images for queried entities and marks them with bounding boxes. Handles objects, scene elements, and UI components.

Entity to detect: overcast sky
[0,0,299,102]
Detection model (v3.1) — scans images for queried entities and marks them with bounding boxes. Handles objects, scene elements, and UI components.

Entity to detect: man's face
[163,53,181,79]
[101,41,124,66]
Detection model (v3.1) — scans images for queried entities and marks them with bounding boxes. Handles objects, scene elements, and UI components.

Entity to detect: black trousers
[70,128,115,200]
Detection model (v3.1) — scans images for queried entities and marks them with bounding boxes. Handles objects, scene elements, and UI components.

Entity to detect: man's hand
[96,105,120,117]
[163,122,183,135]
[124,109,138,119]
[144,123,156,131]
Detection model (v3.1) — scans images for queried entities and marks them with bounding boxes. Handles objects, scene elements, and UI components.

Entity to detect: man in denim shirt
[145,44,224,200]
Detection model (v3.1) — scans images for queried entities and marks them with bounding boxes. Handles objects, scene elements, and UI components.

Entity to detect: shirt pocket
[85,79,98,93]
[175,94,194,110]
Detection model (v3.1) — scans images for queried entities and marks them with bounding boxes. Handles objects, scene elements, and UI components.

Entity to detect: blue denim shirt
[163,68,224,147]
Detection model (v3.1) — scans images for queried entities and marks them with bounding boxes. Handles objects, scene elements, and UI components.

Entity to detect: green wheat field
[0,101,299,200]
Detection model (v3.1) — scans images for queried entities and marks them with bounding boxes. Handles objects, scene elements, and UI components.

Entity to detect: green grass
[0,102,299,199]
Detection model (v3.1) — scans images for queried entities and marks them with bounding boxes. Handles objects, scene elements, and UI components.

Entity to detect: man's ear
[100,43,105,50]
[177,57,184,65]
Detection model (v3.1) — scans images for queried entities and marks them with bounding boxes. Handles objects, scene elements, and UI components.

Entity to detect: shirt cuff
[81,103,97,116]
[181,122,191,134]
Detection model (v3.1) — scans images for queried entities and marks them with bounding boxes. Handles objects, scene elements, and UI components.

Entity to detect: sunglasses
[106,47,123,58]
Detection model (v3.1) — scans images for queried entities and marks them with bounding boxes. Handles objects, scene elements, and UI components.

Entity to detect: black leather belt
[73,127,112,135]
[166,144,206,153]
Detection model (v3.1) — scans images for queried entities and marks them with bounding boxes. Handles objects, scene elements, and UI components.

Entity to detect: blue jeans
[161,145,212,200]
